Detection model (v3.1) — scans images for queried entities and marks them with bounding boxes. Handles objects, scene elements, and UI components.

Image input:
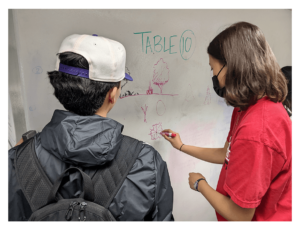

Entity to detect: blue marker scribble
[32,66,43,74]
[29,106,36,111]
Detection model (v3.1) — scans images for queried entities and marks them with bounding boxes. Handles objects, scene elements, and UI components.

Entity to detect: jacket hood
[40,110,124,167]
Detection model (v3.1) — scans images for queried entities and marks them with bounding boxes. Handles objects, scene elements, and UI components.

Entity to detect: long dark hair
[207,22,288,111]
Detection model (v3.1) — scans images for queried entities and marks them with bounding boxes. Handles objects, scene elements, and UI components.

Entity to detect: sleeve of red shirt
[223,139,273,209]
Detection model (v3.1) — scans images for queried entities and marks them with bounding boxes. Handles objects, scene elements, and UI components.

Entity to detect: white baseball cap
[55,34,133,82]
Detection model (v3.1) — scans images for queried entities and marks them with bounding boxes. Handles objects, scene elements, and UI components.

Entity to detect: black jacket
[9,110,174,221]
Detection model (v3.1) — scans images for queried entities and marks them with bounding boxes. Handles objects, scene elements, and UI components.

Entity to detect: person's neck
[95,105,110,117]
[95,111,107,117]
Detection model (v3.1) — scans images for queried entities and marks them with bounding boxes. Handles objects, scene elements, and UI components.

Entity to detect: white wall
[8,10,28,146]
[8,95,16,148]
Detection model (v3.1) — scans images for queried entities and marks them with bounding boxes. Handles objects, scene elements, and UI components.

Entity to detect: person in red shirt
[162,21,291,221]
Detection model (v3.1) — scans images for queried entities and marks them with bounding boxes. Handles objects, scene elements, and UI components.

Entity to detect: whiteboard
[10,9,291,221]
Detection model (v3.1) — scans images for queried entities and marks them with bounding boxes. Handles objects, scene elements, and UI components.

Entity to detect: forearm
[181,145,225,164]
[198,181,255,221]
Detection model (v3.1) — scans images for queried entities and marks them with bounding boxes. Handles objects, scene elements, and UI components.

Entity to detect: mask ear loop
[217,64,226,77]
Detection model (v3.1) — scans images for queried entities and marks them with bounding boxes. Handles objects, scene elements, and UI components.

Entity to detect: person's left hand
[188,172,206,191]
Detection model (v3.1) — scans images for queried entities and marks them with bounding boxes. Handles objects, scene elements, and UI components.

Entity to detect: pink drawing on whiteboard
[149,122,163,140]
[152,58,170,94]
[146,81,153,95]
[204,86,211,105]
[120,92,178,99]
[141,104,148,123]
[119,58,178,99]
[156,100,166,116]
[185,84,195,101]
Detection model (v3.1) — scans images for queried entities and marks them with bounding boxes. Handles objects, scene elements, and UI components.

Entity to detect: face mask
[212,64,226,98]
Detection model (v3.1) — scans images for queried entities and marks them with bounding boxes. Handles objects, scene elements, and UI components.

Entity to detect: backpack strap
[92,135,143,209]
[47,167,95,204]
[14,137,62,212]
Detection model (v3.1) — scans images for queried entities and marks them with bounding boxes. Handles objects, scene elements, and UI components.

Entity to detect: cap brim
[124,73,133,81]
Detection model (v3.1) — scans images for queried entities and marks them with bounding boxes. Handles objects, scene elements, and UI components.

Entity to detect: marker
[160,132,176,137]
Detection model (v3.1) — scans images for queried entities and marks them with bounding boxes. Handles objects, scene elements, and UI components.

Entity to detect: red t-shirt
[216,97,292,221]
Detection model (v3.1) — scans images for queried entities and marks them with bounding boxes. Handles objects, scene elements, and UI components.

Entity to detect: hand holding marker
[160,129,184,151]
[160,132,177,137]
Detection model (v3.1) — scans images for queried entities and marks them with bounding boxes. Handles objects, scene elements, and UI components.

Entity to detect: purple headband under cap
[58,63,89,79]
[59,63,133,81]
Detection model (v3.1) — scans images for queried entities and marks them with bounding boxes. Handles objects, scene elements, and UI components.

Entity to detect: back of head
[207,21,288,111]
[48,52,120,116]
[281,66,292,116]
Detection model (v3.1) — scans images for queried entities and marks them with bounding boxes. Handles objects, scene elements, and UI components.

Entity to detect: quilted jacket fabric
[9,110,174,221]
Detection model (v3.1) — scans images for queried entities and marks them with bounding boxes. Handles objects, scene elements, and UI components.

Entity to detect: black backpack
[14,135,143,221]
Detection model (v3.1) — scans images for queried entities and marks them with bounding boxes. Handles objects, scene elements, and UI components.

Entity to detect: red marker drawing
[160,132,176,138]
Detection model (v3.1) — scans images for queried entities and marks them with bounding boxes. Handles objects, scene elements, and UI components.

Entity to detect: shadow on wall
[0,55,16,150]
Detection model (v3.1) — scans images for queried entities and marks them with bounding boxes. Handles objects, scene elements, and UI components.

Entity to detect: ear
[108,87,118,104]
